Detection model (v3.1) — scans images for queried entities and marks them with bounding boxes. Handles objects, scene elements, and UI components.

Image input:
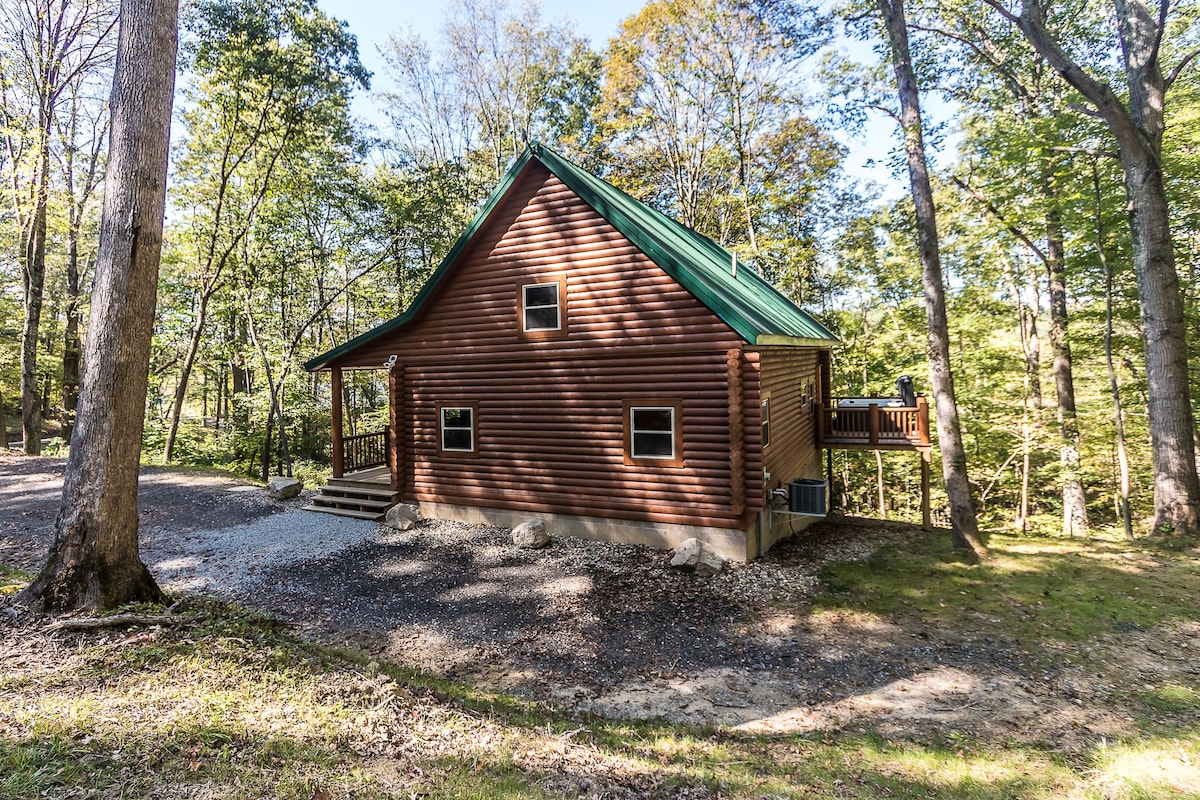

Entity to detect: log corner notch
[727,348,746,517]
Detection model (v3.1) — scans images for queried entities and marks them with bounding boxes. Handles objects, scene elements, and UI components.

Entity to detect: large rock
[385,503,423,531]
[266,476,302,500]
[512,519,551,549]
[670,538,724,576]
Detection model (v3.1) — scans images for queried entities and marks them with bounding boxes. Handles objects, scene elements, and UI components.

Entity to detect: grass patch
[4,533,1200,798]
[0,565,30,595]
[0,595,1143,799]
[817,531,1200,645]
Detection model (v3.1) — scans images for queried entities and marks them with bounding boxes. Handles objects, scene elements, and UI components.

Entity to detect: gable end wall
[341,162,762,532]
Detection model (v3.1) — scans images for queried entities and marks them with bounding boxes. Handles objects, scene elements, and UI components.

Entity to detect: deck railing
[343,428,389,472]
[818,396,930,449]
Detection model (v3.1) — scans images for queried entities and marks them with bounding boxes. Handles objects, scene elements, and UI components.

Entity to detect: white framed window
[439,405,475,453]
[623,400,683,467]
[522,281,561,332]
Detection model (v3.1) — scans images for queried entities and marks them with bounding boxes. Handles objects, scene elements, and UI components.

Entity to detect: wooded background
[2,0,1197,538]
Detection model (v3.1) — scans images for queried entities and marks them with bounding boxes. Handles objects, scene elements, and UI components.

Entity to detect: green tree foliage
[601,0,848,306]
[0,0,114,452]
[153,0,369,474]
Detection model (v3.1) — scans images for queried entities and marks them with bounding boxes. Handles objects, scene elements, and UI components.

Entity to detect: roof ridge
[305,143,835,371]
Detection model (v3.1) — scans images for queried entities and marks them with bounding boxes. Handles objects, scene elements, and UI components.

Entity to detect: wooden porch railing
[343,428,389,472]
[817,396,930,449]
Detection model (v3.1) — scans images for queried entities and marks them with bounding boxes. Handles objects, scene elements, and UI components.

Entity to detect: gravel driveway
[4,455,1067,739]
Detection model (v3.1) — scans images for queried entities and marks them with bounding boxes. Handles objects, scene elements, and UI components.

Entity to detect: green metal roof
[306,142,836,371]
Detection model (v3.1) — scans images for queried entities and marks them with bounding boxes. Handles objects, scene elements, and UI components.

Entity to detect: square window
[630,406,676,460]
[440,406,474,452]
[523,282,561,332]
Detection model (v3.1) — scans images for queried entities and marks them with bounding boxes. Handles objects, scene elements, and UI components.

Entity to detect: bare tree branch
[951,175,1051,267]
[1164,46,1200,90]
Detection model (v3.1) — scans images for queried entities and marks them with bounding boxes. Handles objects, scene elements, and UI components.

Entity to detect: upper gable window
[521,277,565,334]
[518,277,568,340]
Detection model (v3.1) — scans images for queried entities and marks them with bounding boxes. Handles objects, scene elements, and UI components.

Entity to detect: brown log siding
[757,346,823,491]
[334,161,763,528]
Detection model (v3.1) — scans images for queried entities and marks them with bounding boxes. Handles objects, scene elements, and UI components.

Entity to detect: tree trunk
[62,240,83,442]
[1001,254,1034,530]
[1009,0,1200,537]
[1120,151,1200,536]
[18,0,178,613]
[1042,177,1089,536]
[20,135,50,455]
[162,293,213,462]
[1096,163,1134,539]
[878,0,986,558]
[875,449,886,518]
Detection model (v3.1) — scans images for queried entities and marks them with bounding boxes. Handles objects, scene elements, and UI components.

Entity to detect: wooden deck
[817,397,931,451]
[337,464,392,487]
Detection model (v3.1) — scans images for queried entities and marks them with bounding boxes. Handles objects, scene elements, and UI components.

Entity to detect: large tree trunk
[1006,0,1200,537]
[878,0,986,559]
[1042,179,1089,536]
[20,137,50,455]
[883,0,984,561]
[1121,149,1200,535]
[62,237,83,442]
[18,0,178,613]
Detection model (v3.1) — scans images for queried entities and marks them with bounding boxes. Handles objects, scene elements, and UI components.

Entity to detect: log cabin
[304,142,852,560]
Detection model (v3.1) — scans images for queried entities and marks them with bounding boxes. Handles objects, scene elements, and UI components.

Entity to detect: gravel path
[5,455,1113,743]
[143,509,378,597]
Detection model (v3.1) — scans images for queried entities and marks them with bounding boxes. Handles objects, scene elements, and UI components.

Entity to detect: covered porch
[302,365,401,520]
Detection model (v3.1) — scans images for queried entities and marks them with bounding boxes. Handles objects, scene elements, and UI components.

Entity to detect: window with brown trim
[438,404,476,454]
[623,400,684,467]
[761,397,771,448]
[518,275,567,339]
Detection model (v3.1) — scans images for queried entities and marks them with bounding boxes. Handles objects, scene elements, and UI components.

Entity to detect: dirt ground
[1,455,1181,750]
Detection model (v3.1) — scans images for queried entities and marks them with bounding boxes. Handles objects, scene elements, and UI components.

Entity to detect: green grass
[0,565,30,597]
[817,531,1200,645]
[4,533,1200,798]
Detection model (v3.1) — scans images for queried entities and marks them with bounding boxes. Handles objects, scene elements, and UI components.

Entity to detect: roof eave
[303,148,539,373]
[754,334,840,348]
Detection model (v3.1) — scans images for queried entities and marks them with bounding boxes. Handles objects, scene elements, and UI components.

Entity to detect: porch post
[916,395,930,445]
[826,448,835,512]
[388,363,402,492]
[331,367,344,478]
[920,448,932,530]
